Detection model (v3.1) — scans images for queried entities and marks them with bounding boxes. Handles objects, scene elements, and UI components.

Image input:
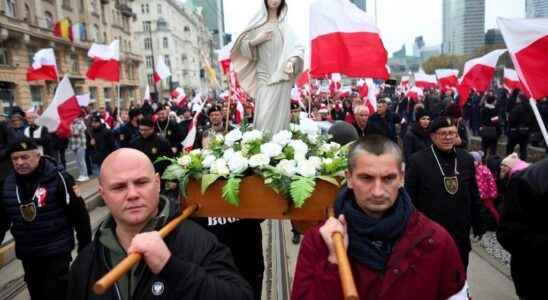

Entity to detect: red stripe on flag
[461,64,496,93]
[56,96,81,138]
[153,71,161,83]
[26,66,57,81]
[311,32,389,79]
[514,35,548,100]
[86,58,120,82]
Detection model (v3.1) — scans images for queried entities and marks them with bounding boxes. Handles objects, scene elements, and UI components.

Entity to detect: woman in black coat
[403,107,431,162]
[479,94,501,157]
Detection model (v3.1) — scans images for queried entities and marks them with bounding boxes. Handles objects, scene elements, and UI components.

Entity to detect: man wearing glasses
[405,117,488,269]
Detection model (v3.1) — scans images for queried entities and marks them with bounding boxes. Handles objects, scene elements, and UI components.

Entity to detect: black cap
[8,137,38,155]
[328,121,359,146]
[9,107,25,119]
[129,108,142,119]
[139,117,154,128]
[208,105,222,115]
[430,116,456,133]
[91,115,102,123]
[290,102,300,110]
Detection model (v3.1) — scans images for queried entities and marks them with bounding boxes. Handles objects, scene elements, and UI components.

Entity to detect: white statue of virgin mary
[231,0,304,134]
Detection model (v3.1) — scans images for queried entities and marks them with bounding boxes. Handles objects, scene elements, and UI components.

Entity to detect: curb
[471,243,512,281]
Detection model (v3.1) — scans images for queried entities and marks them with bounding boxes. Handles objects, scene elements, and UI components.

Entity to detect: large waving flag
[498,17,548,100]
[414,72,438,90]
[153,55,171,83]
[458,49,506,106]
[503,68,524,92]
[215,41,234,75]
[170,87,186,106]
[86,40,120,82]
[436,69,459,91]
[182,94,205,151]
[310,0,389,79]
[36,75,81,138]
[26,48,58,81]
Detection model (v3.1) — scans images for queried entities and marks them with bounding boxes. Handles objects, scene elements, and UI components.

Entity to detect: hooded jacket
[67,198,254,300]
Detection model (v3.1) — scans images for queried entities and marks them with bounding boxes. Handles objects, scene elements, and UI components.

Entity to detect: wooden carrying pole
[328,208,359,300]
[92,204,199,295]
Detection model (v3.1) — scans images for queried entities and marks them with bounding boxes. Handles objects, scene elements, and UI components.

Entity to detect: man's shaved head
[100,148,155,183]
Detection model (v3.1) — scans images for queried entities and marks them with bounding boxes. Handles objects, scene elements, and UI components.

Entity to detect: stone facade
[0,0,142,115]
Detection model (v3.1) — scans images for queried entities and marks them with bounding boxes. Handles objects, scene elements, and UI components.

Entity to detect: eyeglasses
[436,131,457,138]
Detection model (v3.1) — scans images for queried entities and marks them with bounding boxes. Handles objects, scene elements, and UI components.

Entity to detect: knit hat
[139,117,154,128]
[129,108,142,119]
[415,107,430,122]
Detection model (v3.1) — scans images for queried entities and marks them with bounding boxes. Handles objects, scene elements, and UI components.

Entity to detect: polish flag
[339,86,352,98]
[296,69,310,89]
[357,79,368,98]
[414,73,438,90]
[171,87,186,106]
[86,40,120,82]
[498,17,548,100]
[436,69,459,91]
[503,68,524,92]
[36,75,81,138]
[182,94,205,151]
[310,0,389,79]
[400,76,410,88]
[234,97,245,124]
[458,49,506,106]
[153,55,171,83]
[406,86,424,102]
[26,48,58,81]
[364,78,379,113]
[215,41,233,75]
[329,73,342,96]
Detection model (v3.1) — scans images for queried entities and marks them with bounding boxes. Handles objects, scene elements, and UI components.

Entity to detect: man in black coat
[1,137,91,300]
[497,158,547,300]
[405,117,487,268]
[506,94,536,160]
[367,98,401,142]
[352,105,387,138]
[88,115,117,175]
[130,117,173,176]
[155,105,183,154]
[67,148,253,300]
[115,108,142,148]
[403,107,431,162]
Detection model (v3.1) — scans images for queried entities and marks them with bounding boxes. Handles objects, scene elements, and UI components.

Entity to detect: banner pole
[529,98,548,147]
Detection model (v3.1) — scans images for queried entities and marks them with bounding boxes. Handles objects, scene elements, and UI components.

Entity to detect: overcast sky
[221,0,525,58]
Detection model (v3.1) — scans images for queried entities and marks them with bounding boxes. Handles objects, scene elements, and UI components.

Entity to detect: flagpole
[529,98,548,146]
[225,73,232,134]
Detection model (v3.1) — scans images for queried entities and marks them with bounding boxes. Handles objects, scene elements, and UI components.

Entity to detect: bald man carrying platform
[67,148,253,300]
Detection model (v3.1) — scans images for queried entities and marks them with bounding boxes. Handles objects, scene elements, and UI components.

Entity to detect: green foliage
[316,175,340,187]
[178,174,190,198]
[242,140,262,157]
[290,176,316,208]
[201,173,223,194]
[422,54,469,74]
[222,176,242,206]
[161,164,186,181]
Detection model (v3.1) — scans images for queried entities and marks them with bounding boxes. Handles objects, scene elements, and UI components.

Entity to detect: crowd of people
[0,81,546,300]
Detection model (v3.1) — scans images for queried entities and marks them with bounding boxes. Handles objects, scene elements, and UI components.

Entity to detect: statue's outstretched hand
[251,31,273,46]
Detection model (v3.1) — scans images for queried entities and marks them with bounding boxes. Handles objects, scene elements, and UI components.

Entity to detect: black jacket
[155,119,183,152]
[130,135,173,175]
[405,146,487,263]
[497,159,548,299]
[403,124,431,162]
[67,217,254,300]
[88,125,117,165]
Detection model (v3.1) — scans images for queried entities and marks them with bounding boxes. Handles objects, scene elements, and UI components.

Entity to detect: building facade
[350,0,367,12]
[190,0,225,48]
[442,0,485,56]
[0,0,142,115]
[526,0,548,18]
[130,0,216,98]
[485,28,504,46]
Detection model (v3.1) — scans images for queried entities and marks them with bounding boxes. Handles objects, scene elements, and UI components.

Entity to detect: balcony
[120,4,133,17]
[100,0,109,4]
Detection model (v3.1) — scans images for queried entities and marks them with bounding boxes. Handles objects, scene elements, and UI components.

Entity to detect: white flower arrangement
[161,125,350,208]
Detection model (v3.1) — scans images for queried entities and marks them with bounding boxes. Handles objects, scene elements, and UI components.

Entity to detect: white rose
[190,149,202,156]
[202,155,216,169]
[296,159,317,177]
[308,156,322,170]
[298,118,320,136]
[242,130,263,143]
[272,130,292,146]
[289,139,309,160]
[224,129,243,147]
[260,142,283,158]
[211,158,230,176]
[276,159,297,177]
[177,155,191,167]
[228,152,248,173]
[323,158,333,165]
[308,134,319,144]
[249,153,270,169]
[223,148,236,161]
[329,142,341,150]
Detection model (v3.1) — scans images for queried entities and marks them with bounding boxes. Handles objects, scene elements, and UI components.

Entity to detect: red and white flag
[357,79,368,98]
[296,69,310,89]
[234,97,245,124]
[182,94,205,151]
[400,76,410,88]
[458,49,506,106]
[86,40,120,82]
[329,73,342,96]
[498,17,548,100]
[364,78,379,113]
[26,48,58,81]
[310,0,389,79]
[503,68,524,92]
[171,87,186,106]
[153,56,171,83]
[406,86,424,102]
[215,41,233,75]
[436,69,459,91]
[36,75,81,138]
[414,72,438,90]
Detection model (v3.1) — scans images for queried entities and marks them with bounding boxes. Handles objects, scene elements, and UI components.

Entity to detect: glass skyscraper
[350,0,367,12]
[526,0,548,18]
[442,0,485,55]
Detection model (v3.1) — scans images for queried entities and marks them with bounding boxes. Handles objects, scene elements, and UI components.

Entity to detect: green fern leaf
[222,176,242,206]
[201,173,223,194]
[290,176,316,208]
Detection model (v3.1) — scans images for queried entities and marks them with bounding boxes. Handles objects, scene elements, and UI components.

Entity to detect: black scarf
[334,187,413,271]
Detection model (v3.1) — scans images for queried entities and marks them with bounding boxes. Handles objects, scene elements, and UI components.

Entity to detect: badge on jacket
[35,187,48,207]
[151,281,164,296]
[151,147,158,154]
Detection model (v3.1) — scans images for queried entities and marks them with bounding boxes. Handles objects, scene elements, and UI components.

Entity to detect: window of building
[184,26,190,32]
[143,21,151,32]
[104,87,111,102]
[144,37,151,50]
[145,56,153,68]
[30,86,43,106]
[94,24,100,42]
[70,52,79,73]
[4,0,16,17]
[62,0,72,10]
[181,54,187,61]
[103,32,107,43]
[163,37,168,49]
[0,47,9,65]
[89,87,97,102]
[147,73,153,85]
[91,0,98,12]
[145,4,149,13]
[27,48,36,66]
[141,4,145,13]
[157,4,161,14]
[164,55,170,67]
[45,11,54,28]
[79,0,85,12]
[24,4,31,22]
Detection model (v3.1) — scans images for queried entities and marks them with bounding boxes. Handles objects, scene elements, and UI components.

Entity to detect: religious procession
[0,0,547,299]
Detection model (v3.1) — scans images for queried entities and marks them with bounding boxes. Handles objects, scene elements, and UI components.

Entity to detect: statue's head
[264,0,286,18]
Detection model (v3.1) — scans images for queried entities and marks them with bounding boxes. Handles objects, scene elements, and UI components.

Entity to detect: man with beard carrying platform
[405,117,488,269]
[0,137,91,300]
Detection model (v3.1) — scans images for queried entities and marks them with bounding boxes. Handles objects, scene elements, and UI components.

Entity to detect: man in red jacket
[291,135,468,300]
